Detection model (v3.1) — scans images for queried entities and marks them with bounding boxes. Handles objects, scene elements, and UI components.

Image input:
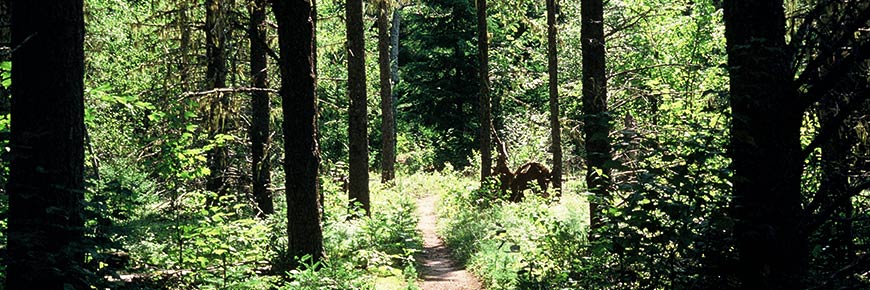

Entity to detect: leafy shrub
[396,131,438,173]
[266,176,423,289]
[559,118,738,289]
[439,178,590,289]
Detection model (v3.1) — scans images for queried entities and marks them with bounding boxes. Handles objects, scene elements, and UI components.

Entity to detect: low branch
[789,0,846,66]
[319,77,348,82]
[235,20,281,62]
[0,33,36,58]
[176,87,279,101]
[607,63,695,80]
[604,7,658,39]
[803,178,870,235]
[798,39,870,110]
[800,93,869,161]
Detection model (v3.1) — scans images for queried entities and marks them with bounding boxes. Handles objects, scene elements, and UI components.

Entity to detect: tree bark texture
[249,0,273,216]
[347,0,370,215]
[390,8,400,137]
[723,1,806,288]
[6,0,86,288]
[271,0,324,263]
[582,0,612,229]
[378,1,396,183]
[205,0,230,202]
[477,0,492,181]
[547,0,562,193]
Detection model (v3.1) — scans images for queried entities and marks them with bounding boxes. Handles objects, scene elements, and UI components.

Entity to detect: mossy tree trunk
[249,0,273,216]
[205,0,230,204]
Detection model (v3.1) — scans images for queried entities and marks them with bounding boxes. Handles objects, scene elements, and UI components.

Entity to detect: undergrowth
[90,163,424,289]
[439,177,590,289]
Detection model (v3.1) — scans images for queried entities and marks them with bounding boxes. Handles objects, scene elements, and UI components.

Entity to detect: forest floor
[416,194,483,290]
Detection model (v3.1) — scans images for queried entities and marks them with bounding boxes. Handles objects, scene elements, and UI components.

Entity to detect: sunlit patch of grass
[374,275,420,290]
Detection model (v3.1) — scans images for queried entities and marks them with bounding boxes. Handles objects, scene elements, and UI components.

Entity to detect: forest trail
[416,195,483,290]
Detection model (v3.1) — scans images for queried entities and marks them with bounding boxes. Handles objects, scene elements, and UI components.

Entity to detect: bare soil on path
[416,195,483,290]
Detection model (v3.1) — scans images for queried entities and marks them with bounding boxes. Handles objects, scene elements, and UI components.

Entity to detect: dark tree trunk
[378,2,396,184]
[313,0,325,218]
[313,0,318,73]
[477,0,492,181]
[6,0,85,288]
[347,0,370,215]
[249,0,272,216]
[582,0,612,229]
[723,1,806,288]
[547,0,562,193]
[205,0,230,203]
[390,8,400,138]
[205,0,228,91]
[271,0,324,264]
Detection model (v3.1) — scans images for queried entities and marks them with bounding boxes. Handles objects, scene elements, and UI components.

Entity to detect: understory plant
[439,177,589,289]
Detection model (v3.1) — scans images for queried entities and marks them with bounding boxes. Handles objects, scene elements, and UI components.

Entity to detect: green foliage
[434,4,740,287]
[1,0,864,288]
[488,0,549,119]
[0,60,9,188]
[64,163,425,289]
[439,175,590,289]
[581,124,736,289]
[0,60,10,284]
[316,0,392,168]
[260,176,423,289]
[497,111,560,170]
[397,0,481,169]
[395,131,438,173]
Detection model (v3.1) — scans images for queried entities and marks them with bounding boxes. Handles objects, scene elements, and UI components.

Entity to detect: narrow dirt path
[416,195,483,290]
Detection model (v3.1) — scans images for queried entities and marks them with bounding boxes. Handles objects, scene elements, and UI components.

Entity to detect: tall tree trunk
[206,0,228,91]
[249,0,272,217]
[205,0,230,203]
[547,0,562,193]
[477,0,492,181]
[582,0,611,229]
[313,0,326,219]
[723,1,806,288]
[347,0,370,215]
[390,8,400,138]
[6,0,85,288]
[271,0,324,264]
[378,1,396,183]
